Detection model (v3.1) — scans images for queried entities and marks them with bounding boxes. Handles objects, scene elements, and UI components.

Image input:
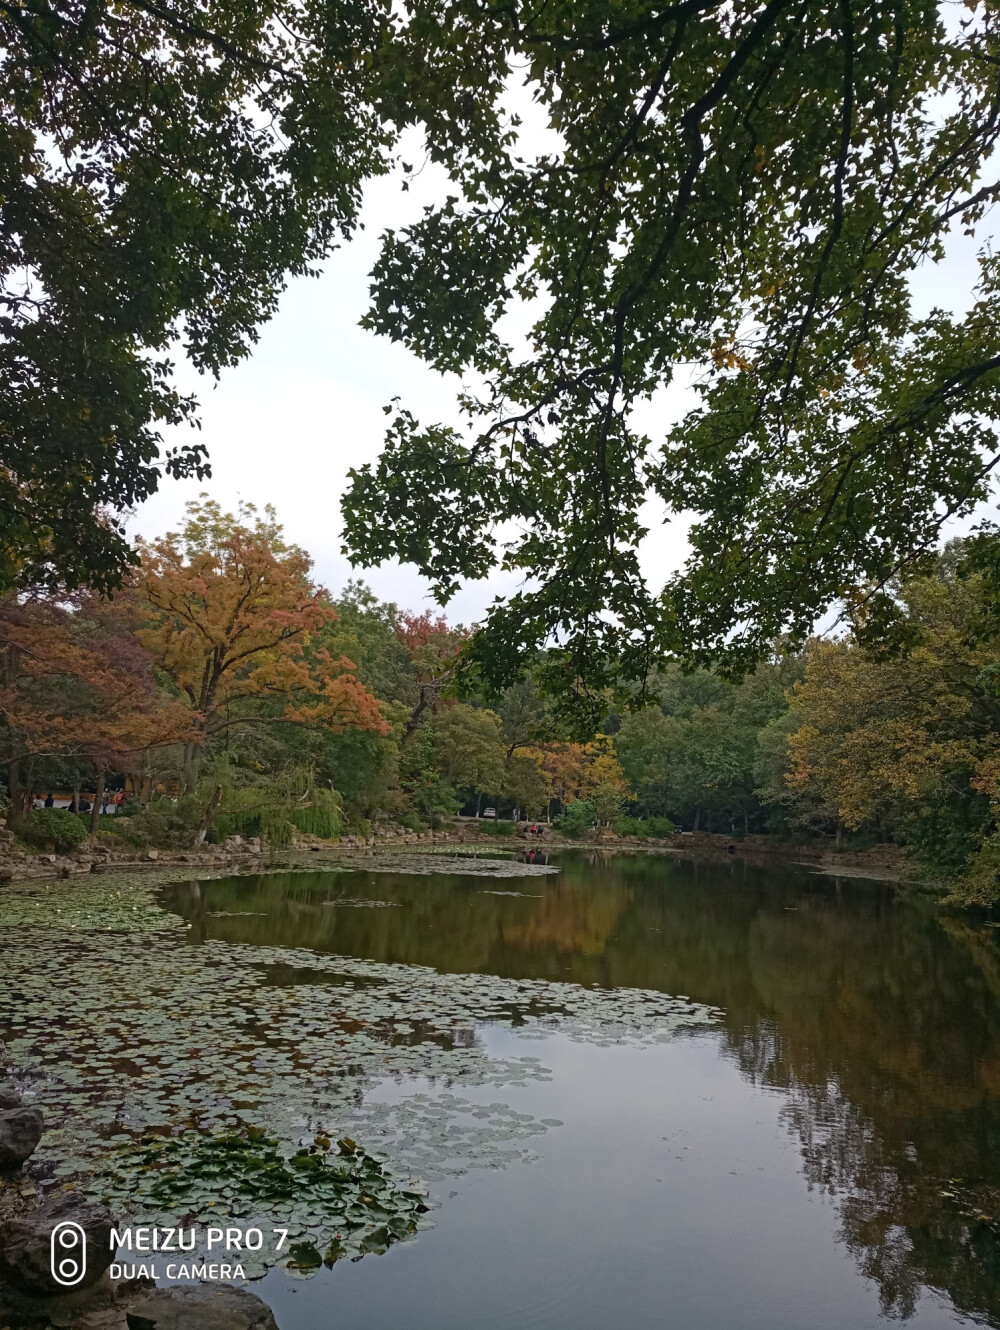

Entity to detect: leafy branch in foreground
[343,0,1000,701]
[0,0,389,592]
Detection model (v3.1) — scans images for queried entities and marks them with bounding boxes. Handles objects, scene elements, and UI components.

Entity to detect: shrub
[211,772,343,847]
[397,811,422,832]
[554,800,595,838]
[477,819,516,836]
[613,815,677,839]
[17,809,88,851]
[96,821,148,850]
[125,798,201,849]
[643,816,676,838]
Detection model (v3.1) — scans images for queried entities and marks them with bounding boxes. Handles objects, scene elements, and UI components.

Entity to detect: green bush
[613,815,676,839]
[643,816,676,838]
[211,773,343,848]
[96,797,208,850]
[96,821,148,850]
[397,811,422,832]
[129,798,201,849]
[477,819,516,836]
[554,800,595,838]
[17,809,88,851]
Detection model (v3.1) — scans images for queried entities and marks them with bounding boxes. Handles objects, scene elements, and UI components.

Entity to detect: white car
[482,807,497,818]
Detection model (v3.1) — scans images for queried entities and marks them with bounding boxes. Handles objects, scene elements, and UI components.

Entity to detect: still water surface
[164,852,1000,1329]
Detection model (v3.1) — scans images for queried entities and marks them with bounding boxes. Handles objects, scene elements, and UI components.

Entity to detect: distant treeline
[3,501,999,901]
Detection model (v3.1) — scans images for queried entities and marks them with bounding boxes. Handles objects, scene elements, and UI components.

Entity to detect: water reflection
[164,853,1000,1324]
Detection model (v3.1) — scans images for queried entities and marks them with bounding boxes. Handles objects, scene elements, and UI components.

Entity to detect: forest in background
[3,498,1000,904]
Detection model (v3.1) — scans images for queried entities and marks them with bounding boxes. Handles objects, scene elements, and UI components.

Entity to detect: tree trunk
[835,820,843,849]
[71,782,80,815]
[183,742,203,795]
[693,805,701,832]
[6,760,30,824]
[475,791,483,819]
[742,805,749,835]
[194,785,224,846]
[90,769,105,837]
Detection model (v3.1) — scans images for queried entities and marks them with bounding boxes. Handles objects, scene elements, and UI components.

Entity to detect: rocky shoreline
[0,822,917,890]
[0,823,453,887]
[0,1071,281,1328]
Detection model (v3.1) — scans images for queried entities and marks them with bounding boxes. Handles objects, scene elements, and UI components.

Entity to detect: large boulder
[0,1087,23,1110]
[126,1285,280,1330]
[0,1105,43,1167]
[0,1193,114,1294]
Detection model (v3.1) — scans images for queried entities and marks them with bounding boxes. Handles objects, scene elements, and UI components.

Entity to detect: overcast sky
[127,129,996,624]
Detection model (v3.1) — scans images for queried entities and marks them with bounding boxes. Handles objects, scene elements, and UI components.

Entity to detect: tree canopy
[7,0,1000,713]
[342,0,1000,700]
[134,498,386,791]
[0,0,388,592]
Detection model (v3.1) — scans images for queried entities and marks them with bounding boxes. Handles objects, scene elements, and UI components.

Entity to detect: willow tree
[343,0,1000,719]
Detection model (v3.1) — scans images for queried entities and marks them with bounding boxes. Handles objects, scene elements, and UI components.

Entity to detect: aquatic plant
[0,865,718,1277]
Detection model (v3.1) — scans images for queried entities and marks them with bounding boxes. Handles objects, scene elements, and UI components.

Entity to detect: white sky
[127,133,997,624]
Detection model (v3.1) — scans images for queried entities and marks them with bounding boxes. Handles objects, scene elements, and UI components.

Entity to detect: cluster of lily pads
[330,850,555,877]
[0,865,719,1277]
[99,1128,431,1276]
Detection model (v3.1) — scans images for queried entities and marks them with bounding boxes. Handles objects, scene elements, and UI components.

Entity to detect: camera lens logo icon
[50,1221,87,1287]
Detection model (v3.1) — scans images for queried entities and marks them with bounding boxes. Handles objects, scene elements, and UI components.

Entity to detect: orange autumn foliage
[134,501,386,786]
[529,738,632,806]
[0,591,191,813]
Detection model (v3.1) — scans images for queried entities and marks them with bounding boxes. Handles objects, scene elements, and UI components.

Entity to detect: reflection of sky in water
[264,1028,960,1330]
[173,854,1000,1329]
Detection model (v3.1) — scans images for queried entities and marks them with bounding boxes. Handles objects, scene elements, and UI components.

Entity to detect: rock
[145,849,159,861]
[0,1193,114,1293]
[0,1106,43,1167]
[126,1285,280,1330]
[0,1088,22,1110]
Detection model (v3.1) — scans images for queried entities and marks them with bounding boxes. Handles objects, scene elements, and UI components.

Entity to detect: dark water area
[163,853,1000,1328]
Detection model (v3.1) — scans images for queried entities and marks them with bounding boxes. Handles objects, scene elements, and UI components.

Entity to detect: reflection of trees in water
[168,853,1000,1324]
[730,1010,1000,1323]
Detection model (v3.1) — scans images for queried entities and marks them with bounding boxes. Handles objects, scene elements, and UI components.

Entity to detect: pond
[3,850,1000,1328]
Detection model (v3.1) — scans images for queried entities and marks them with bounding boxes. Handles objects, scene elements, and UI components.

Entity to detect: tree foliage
[342,0,1000,705]
[782,555,1000,882]
[501,753,548,818]
[0,0,389,592]
[0,588,189,817]
[425,703,506,793]
[134,498,386,790]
